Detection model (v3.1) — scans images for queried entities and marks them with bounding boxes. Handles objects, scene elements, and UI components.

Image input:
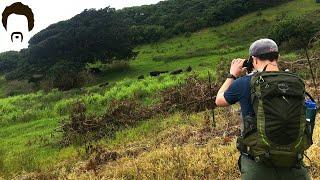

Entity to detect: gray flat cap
[249,38,279,56]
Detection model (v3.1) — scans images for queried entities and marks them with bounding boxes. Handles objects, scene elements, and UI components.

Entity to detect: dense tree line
[119,0,291,44]
[0,0,291,90]
[2,7,134,89]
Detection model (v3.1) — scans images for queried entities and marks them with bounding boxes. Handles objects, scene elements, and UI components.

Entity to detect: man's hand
[230,58,246,78]
[215,58,246,107]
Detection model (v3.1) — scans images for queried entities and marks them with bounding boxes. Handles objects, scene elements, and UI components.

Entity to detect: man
[215,39,311,180]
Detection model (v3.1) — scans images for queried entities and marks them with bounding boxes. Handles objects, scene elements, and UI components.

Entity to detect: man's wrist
[227,73,237,80]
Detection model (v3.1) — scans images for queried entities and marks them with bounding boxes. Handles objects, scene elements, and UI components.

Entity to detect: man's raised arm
[215,58,246,107]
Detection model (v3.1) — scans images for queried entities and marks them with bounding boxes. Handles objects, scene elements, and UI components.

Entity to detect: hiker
[215,39,312,180]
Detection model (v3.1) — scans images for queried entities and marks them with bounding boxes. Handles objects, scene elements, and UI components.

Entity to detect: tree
[0,51,20,74]
[269,17,318,50]
[270,16,320,99]
[130,25,165,44]
[26,7,134,76]
[45,61,85,91]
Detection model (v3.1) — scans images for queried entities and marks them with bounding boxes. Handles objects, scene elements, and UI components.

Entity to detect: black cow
[130,51,140,59]
[99,82,109,87]
[186,66,192,72]
[170,69,183,75]
[89,68,101,74]
[150,71,169,77]
[28,74,44,83]
[138,75,145,80]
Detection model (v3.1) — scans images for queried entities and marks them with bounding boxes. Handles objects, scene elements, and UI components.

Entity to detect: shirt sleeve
[224,79,241,105]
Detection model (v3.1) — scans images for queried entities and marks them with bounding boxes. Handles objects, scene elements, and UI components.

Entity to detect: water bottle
[305,99,317,137]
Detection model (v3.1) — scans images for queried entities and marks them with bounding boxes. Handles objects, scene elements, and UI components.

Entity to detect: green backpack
[238,71,313,168]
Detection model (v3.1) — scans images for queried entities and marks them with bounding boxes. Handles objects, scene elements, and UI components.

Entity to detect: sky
[0,0,162,53]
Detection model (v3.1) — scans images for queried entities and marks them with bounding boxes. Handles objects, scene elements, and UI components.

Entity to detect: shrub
[41,61,92,91]
[54,99,78,116]
[160,75,218,113]
[105,61,130,73]
[85,60,105,74]
[4,80,35,96]
[269,17,319,51]
[59,99,154,146]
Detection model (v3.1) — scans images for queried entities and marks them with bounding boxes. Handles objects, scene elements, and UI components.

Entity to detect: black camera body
[243,57,254,73]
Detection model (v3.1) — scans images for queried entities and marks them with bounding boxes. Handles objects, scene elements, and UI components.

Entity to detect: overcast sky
[0,0,162,53]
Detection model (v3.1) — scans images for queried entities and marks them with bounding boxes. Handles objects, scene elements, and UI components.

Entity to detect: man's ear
[253,56,258,65]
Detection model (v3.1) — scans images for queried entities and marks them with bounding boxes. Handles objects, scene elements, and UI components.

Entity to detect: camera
[243,57,254,73]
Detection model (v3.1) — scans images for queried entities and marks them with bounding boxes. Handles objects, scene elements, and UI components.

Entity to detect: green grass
[97,0,320,83]
[0,73,190,177]
[1,0,320,178]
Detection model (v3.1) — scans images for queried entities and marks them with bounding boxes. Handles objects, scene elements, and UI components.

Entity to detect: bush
[59,99,154,146]
[160,75,218,113]
[105,61,130,73]
[269,17,319,51]
[42,61,90,91]
[4,80,36,96]
[85,60,105,74]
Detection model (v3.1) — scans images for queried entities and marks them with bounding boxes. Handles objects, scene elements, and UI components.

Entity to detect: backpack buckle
[257,76,265,84]
[264,152,270,158]
[254,156,261,163]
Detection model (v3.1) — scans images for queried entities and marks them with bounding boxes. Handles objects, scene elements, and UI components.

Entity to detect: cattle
[150,71,169,77]
[28,74,44,83]
[186,66,192,72]
[89,68,101,74]
[99,82,109,87]
[130,51,140,59]
[170,69,183,75]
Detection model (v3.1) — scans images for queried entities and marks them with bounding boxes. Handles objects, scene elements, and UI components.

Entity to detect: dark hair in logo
[2,2,34,31]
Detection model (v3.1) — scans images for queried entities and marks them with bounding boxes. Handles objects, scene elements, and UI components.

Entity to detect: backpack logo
[278,83,289,93]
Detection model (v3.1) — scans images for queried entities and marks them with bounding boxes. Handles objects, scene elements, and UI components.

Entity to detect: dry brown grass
[16,107,320,180]
[67,108,320,180]
[59,107,243,179]
[307,116,320,179]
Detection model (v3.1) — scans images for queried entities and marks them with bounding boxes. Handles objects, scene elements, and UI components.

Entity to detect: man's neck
[258,62,279,72]
[265,63,279,71]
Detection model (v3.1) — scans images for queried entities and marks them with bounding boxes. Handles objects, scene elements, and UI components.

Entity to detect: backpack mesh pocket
[263,95,302,145]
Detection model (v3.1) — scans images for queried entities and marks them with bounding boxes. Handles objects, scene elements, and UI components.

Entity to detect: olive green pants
[239,155,311,180]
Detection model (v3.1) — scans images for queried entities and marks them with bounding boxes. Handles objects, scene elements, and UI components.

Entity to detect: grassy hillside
[1,0,320,178]
[98,0,320,83]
